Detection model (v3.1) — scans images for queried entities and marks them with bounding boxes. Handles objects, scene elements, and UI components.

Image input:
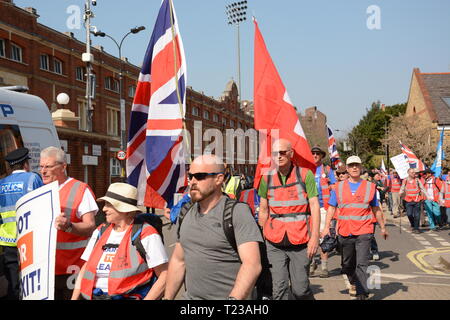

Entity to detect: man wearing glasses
[164,154,263,300]
[322,156,388,300]
[258,139,320,300]
[309,146,336,278]
[39,146,98,300]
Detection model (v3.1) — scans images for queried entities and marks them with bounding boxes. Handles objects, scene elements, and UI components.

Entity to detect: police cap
[5,147,31,165]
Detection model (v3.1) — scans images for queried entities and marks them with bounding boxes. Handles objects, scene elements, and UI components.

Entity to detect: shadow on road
[370,282,408,300]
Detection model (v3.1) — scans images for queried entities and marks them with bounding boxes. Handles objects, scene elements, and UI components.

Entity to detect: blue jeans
[424,200,441,230]
[405,201,421,230]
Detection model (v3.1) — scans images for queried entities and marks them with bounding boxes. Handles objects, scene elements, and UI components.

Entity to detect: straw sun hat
[97,183,141,213]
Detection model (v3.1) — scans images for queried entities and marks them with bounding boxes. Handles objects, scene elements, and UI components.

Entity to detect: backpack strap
[223,197,239,253]
[131,221,147,264]
[176,200,194,240]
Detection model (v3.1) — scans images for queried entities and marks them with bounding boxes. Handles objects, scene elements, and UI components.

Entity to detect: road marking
[414,236,426,241]
[441,242,450,246]
[379,273,417,280]
[407,247,450,275]
[419,241,432,246]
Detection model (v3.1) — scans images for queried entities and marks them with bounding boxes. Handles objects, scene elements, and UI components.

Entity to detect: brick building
[299,106,328,153]
[0,0,255,200]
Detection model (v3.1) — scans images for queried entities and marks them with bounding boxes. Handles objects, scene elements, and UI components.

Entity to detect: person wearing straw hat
[72,183,168,300]
[39,146,98,300]
[0,147,43,299]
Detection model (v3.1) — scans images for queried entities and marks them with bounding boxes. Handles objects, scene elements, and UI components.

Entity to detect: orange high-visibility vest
[336,180,376,237]
[80,223,157,300]
[390,177,402,193]
[239,188,257,216]
[403,178,422,203]
[317,164,331,210]
[264,166,311,246]
[442,180,450,208]
[55,179,93,275]
[424,177,442,202]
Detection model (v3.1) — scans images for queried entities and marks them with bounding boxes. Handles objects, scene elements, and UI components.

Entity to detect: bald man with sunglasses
[164,154,263,300]
[258,139,320,300]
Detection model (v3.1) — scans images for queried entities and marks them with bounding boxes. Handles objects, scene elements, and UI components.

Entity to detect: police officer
[0,147,43,299]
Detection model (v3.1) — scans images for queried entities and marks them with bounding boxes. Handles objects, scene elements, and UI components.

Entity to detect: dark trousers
[55,274,73,300]
[405,201,421,230]
[339,233,373,296]
[370,224,378,253]
[0,246,20,300]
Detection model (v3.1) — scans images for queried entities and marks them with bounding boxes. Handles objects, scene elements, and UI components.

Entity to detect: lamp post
[226,1,248,108]
[92,26,145,178]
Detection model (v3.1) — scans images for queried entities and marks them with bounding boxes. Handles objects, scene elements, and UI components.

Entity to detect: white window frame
[203,110,209,120]
[192,106,199,116]
[40,54,49,70]
[213,114,219,123]
[128,85,136,98]
[11,43,22,62]
[105,77,119,92]
[230,119,235,127]
[222,117,227,126]
[76,66,85,81]
[110,158,121,176]
[54,58,63,74]
[107,106,120,136]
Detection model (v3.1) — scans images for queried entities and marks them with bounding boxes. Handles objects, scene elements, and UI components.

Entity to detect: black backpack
[98,213,164,263]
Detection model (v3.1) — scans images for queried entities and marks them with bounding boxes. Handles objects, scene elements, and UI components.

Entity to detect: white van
[0,88,60,177]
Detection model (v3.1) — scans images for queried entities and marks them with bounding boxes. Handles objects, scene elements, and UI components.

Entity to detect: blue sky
[14,0,450,135]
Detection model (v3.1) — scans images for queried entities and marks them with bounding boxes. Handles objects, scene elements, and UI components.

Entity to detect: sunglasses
[272,150,291,156]
[188,172,224,181]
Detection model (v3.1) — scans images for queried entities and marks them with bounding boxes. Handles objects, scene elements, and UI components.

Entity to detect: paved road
[160,207,450,300]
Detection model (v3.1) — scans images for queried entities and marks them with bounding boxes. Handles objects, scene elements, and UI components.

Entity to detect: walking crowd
[1,141,449,300]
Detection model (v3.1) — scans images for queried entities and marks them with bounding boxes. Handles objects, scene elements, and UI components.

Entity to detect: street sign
[117,150,126,160]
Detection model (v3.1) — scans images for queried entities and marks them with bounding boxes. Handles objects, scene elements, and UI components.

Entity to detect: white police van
[0,87,60,178]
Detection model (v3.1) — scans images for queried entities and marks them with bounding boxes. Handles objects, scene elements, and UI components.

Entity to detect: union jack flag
[126,0,187,209]
[399,141,426,171]
[326,126,342,168]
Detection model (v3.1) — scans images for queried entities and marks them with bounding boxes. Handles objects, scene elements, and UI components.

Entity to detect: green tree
[344,102,406,166]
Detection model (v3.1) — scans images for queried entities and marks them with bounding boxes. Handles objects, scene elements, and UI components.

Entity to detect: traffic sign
[117,150,126,160]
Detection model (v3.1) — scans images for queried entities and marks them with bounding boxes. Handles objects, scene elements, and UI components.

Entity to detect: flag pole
[169,0,191,164]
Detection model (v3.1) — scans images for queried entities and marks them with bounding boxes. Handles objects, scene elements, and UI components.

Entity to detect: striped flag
[126,0,187,209]
[399,141,426,171]
[326,126,342,168]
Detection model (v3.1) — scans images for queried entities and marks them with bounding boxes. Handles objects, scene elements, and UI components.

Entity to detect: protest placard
[390,153,411,179]
[16,181,60,300]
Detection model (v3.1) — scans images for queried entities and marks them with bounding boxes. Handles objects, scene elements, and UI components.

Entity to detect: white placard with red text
[15,181,60,300]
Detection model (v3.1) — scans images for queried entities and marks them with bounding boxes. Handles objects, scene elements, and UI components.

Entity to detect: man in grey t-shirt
[164,154,263,300]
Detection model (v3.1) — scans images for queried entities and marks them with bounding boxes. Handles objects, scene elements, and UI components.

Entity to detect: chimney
[24,7,39,18]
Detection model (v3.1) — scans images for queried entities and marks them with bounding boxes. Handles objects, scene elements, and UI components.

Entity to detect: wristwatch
[65,222,73,233]
[227,296,237,300]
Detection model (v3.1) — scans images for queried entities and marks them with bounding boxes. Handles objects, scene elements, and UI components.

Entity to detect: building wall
[299,106,328,153]
[0,0,256,202]
[405,69,433,122]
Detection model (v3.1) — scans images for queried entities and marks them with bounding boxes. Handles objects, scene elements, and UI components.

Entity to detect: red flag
[253,18,315,188]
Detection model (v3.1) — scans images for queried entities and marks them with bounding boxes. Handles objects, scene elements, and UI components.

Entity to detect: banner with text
[390,153,410,179]
[16,181,60,300]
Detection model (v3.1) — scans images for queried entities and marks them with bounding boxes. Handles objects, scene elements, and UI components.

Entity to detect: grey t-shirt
[176,195,263,300]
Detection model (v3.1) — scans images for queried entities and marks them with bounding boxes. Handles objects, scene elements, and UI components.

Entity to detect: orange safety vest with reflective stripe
[424,177,442,202]
[80,223,156,300]
[264,166,311,245]
[55,179,93,275]
[317,164,331,210]
[403,178,422,203]
[442,179,450,208]
[336,180,376,237]
[239,188,256,216]
[390,177,402,193]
